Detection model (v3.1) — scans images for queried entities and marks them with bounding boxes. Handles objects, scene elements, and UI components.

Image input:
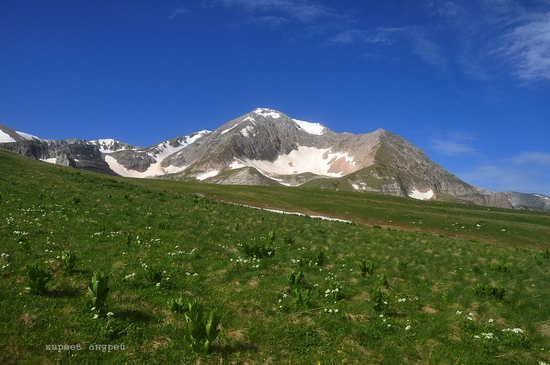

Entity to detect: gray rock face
[0,139,116,175]
[1,109,548,212]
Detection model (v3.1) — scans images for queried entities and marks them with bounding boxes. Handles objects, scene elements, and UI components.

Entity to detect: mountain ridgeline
[1,108,549,212]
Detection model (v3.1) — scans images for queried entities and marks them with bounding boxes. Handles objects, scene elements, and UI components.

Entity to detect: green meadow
[1,149,549,364]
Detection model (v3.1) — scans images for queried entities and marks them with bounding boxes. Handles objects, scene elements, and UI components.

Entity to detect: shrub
[26,264,52,295]
[88,272,110,315]
[60,251,76,274]
[183,301,221,354]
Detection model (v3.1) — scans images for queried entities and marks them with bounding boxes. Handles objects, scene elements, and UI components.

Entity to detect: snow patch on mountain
[292,119,326,135]
[408,188,434,200]
[229,160,246,169]
[0,130,16,143]
[241,125,255,138]
[104,131,209,177]
[89,139,131,153]
[254,108,281,119]
[351,182,367,191]
[240,146,357,178]
[40,158,57,164]
[16,131,41,141]
[196,170,220,181]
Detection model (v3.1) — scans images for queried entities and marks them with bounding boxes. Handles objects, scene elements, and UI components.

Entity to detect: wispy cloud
[430,132,477,156]
[459,163,550,195]
[497,11,550,80]
[169,5,189,20]
[214,0,342,23]
[459,149,550,194]
[330,27,447,68]
[512,151,550,166]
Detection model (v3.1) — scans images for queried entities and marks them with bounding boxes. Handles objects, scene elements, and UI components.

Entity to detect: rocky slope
[1,112,549,212]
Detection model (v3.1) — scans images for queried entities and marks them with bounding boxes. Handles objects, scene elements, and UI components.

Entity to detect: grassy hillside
[1,149,549,364]
[148,177,550,249]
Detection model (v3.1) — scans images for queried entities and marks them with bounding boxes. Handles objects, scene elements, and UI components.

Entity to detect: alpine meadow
[2,1,550,364]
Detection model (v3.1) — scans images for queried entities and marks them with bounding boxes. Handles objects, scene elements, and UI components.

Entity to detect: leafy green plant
[473,284,506,301]
[488,263,510,272]
[378,273,389,287]
[183,301,221,354]
[397,259,408,271]
[359,260,375,278]
[88,272,110,315]
[168,297,186,313]
[26,264,52,295]
[316,250,325,266]
[291,287,312,308]
[241,239,275,258]
[289,269,304,288]
[60,250,76,274]
[370,286,386,313]
[144,266,163,286]
[283,233,295,245]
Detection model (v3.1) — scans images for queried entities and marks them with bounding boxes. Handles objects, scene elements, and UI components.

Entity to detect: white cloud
[330,27,446,68]
[217,0,340,23]
[512,151,550,166]
[498,11,550,80]
[431,140,476,155]
[169,5,188,20]
[459,164,550,195]
[430,131,477,156]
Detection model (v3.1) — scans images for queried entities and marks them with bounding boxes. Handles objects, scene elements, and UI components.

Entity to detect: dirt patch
[422,306,438,314]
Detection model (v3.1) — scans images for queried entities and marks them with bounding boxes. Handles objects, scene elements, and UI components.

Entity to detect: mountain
[0,124,41,143]
[1,110,549,212]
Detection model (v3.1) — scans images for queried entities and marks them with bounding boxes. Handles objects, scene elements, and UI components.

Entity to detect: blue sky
[1,0,549,194]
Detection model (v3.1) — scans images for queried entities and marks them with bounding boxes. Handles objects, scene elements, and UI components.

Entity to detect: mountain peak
[253,108,285,119]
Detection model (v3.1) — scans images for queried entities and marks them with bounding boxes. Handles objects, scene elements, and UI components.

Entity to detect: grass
[0,149,549,364]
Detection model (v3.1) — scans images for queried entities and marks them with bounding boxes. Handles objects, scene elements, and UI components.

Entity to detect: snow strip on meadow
[226,202,352,224]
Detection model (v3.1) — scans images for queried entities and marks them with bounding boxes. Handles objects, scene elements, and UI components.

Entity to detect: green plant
[371,286,386,313]
[316,250,325,266]
[60,250,76,273]
[88,272,110,315]
[289,269,304,288]
[488,263,510,272]
[168,297,186,313]
[283,233,295,245]
[26,264,52,295]
[183,301,221,354]
[397,259,408,271]
[473,284,506,301]
[359,260,374,278]
[378,273,389,287]
[144,266,163,286]
[241,239,275,258]
[291,287,312,308]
